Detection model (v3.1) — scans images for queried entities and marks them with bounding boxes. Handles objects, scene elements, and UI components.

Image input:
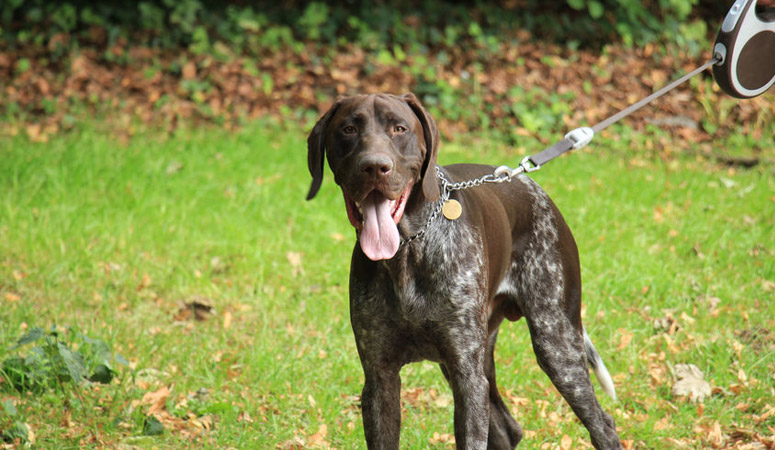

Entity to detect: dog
[306,93,622,449]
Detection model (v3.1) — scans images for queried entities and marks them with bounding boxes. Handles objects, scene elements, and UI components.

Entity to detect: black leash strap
[527,57,721,169]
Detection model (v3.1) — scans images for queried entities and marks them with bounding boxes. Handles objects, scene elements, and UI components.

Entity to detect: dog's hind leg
[513,177,621,449]
[522,302,621,449]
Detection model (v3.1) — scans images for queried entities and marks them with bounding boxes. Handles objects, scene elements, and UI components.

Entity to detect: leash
[498,56,723,178]
[490,0,775,180]
[401,0,774,247]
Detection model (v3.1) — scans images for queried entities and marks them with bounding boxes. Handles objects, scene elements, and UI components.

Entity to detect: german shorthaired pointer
[306,93,622,449]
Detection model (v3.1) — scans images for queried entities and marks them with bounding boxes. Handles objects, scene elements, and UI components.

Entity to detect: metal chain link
[400,165,521,246]
[400,192,446,246]
[400,170,450,246]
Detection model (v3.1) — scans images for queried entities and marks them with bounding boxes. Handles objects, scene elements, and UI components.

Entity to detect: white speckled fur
[309,94,621,450]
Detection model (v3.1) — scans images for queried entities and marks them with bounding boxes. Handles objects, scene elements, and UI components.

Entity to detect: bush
[0,0,718,56]
[565,0,700,46]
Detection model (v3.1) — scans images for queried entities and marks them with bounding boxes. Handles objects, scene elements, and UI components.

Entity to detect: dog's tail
[583,328,617,402]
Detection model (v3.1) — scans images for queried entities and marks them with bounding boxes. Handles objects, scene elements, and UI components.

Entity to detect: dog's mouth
[344,184,412,261]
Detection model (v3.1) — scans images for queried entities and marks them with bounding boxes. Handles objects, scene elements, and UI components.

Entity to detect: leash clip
[518,155,541,173]
[565,127,595,150]
[493,156,541,180]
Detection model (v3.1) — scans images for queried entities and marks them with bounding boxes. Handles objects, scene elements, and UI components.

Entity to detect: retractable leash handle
[713,0,775,99]
[495,0,775,178]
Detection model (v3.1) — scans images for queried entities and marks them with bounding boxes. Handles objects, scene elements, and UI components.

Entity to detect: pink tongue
[359,192,400,261]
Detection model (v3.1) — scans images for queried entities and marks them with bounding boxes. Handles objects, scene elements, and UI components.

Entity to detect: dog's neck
[397,169,447,243]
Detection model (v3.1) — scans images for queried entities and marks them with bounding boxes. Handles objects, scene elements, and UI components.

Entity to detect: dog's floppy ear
[402,93,440,202]
[306,100,342,200]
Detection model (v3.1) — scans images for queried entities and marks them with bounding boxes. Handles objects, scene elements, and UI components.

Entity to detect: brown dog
[307,93,622,449]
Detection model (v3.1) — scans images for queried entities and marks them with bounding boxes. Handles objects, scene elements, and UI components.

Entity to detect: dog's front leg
[442,348,490,449]
[360,365,402,449]
[350,269,404,449]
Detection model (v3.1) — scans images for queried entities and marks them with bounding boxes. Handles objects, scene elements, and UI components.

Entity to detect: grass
[0,119,773,449]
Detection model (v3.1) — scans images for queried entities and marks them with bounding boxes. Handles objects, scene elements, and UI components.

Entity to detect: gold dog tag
[442,199,462,220]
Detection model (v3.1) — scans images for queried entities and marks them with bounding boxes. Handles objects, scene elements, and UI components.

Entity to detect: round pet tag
[442,199,462,220]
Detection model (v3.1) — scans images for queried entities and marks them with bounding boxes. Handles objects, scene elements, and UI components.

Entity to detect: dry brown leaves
[3,35,771,147]
[132,384,216,442]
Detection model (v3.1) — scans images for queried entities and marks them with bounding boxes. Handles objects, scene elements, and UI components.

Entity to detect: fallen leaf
[653,417,672,431]
[737,368,748,385]
[672,364,711,403]
[754,404,775,424]
[330,232,346,242]
[286,251,304,277]
[691,244,705,259]
[238,411,254,423]
[617,328,633,350]
[174,299,214,321]
[142,385,172,414]
[307,423,329,447]
[402,387,424,407]
[653,206,664,223]
[429,431,456,445]
[182,61,197,80]
[223,310,232,329]
[654,315,679,334]
[432,391,453,408]
[720,177,738,189]
[707,421,725,446]
[504,391,530,407]
[663,334,681,354]
[26,123,48,142]
[137,273,152,291]
[166,160,183,174]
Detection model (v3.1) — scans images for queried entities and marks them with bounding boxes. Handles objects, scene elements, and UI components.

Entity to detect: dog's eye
[343,125,357,135]
[393,125,407,134]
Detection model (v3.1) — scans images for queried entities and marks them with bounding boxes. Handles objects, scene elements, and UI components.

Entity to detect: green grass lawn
[1,120,773,449]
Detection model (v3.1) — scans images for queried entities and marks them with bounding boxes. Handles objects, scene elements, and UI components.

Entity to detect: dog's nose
[359,154,393,178]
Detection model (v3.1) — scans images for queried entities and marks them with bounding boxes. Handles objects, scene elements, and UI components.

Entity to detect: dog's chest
[349,221,490,363]
[386,218,487,323]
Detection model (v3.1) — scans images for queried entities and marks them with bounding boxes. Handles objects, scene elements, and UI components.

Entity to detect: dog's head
[306,93,440,261]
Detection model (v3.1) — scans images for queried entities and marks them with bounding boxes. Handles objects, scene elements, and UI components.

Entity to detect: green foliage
[1,398,29,445]
[0,0,717,58]
[165,0,202,35]
[568,0,606,19]
[298,2,331,41]
[142,415,165,436]
[508,86,575,136]
[1,326,127,393]
[0,422,29,446]
[566,0,701,46]
[138,2,166,32]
